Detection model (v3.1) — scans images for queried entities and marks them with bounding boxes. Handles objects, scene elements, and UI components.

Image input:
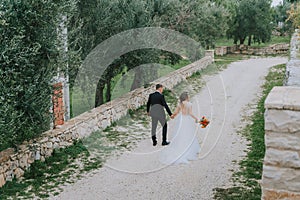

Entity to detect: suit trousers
[151,117,167,141]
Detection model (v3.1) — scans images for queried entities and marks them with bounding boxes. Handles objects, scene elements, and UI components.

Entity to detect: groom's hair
[156,84,163,90]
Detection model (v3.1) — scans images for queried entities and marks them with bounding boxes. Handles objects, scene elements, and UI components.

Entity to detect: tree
[0,0,66,150]
[287,1,300,29]
[228,0,273,45]
[272,0,293,35]
[68,0,232,110]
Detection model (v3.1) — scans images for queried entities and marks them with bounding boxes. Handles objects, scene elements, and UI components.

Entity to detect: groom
[147,84,174,146]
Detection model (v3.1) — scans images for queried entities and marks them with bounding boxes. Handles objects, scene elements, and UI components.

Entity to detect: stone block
[53,142,60,149]
[265,131,300,151]
[262,189,300,200]
[5,170,14,181]
[18,154,29,170]
[35,151,41,160]
[46,142,53,149]
[44,148,53,157]
[0,173,5,188]
[18,145,28,152]
[0,148,15,163]
[262,165,300,192]
[27,152,35,164]
[265,86,300,111]
[71,131,79,140]
[10,160,19,170]
[40,156,45,162]
[14,168,24,179]
[264,148,300,168]
[10,153,18,161]
[265,109,300,133]
[50,137,60,143]
[39,137,49,143]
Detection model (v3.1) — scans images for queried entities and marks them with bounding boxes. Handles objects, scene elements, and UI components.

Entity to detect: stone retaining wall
[285,29,300,86]
[262,87,300,200]
[0,51,214,188]
[261,30,300,199]
[215,43,289,56]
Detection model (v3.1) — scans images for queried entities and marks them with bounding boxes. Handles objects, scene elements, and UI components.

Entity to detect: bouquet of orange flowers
[199,116,210,128]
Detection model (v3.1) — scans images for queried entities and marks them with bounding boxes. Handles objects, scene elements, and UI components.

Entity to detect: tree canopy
[227,0,273,45]
[0,0,291,150]
[287,1,300,29]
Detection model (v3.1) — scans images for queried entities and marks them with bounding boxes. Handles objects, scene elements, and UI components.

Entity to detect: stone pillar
[57,15,70,121]
[52,82,64,127]
[205,50,214,61]
[262,86,300,199]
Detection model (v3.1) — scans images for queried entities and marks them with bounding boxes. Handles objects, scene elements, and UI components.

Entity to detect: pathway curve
[51,57,287,200]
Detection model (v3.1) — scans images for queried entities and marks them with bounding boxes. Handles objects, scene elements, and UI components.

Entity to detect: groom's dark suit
[147,91,172,144]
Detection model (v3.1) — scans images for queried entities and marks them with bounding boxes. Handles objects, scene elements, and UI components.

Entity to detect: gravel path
[51,57,287,200]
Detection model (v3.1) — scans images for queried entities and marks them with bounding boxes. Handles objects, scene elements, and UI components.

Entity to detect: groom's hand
[170,114,175,119]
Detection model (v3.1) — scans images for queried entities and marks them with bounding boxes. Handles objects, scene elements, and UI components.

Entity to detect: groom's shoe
[162,141,170,146]
[152,136,157,146]
[153,140,157,146]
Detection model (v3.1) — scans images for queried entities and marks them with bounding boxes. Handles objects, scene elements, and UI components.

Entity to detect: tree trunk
[234,38,238,44]
[145,65,158,83]
[239,37,245,45]
[248,35,252,46]
[105,80,111,102]
[130,67,143,91]
[95,81,105,107]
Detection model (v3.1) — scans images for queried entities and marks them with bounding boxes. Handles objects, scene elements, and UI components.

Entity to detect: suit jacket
[147,91,172,118]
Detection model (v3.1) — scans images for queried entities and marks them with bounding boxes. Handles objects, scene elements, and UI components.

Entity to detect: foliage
[215,35,291,47]
[69,0,231,108]
[287,2,300,29]
[159,0,230,49]
[0,0,61,150]
[0,0,258,149]
[214,64,286,200]
[227,0,273,46]
[272,0,293,35]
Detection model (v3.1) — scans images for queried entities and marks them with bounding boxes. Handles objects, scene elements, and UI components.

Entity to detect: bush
[0,0,63,150]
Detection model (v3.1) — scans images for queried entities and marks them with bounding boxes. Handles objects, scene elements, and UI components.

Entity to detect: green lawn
[214,54,250,66]
[215,35,291,47]
[71,59,191,117]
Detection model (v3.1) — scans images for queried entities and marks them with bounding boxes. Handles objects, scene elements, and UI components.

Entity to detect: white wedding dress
[160,101,200,165]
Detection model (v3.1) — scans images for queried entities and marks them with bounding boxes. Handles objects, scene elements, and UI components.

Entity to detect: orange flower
[199,116,210,128]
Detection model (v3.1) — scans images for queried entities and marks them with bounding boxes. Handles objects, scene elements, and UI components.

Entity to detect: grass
[110,59,191,100]
[215,35,291,48]
[71,59,191,117]
[214,54,250,66]
[213,64,286,200]
[0,140,103,199]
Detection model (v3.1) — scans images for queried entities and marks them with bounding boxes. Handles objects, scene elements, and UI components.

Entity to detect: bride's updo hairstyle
[179,92,189,104]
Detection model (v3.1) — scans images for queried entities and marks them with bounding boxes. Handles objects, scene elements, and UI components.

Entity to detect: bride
[160,92,200,165]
